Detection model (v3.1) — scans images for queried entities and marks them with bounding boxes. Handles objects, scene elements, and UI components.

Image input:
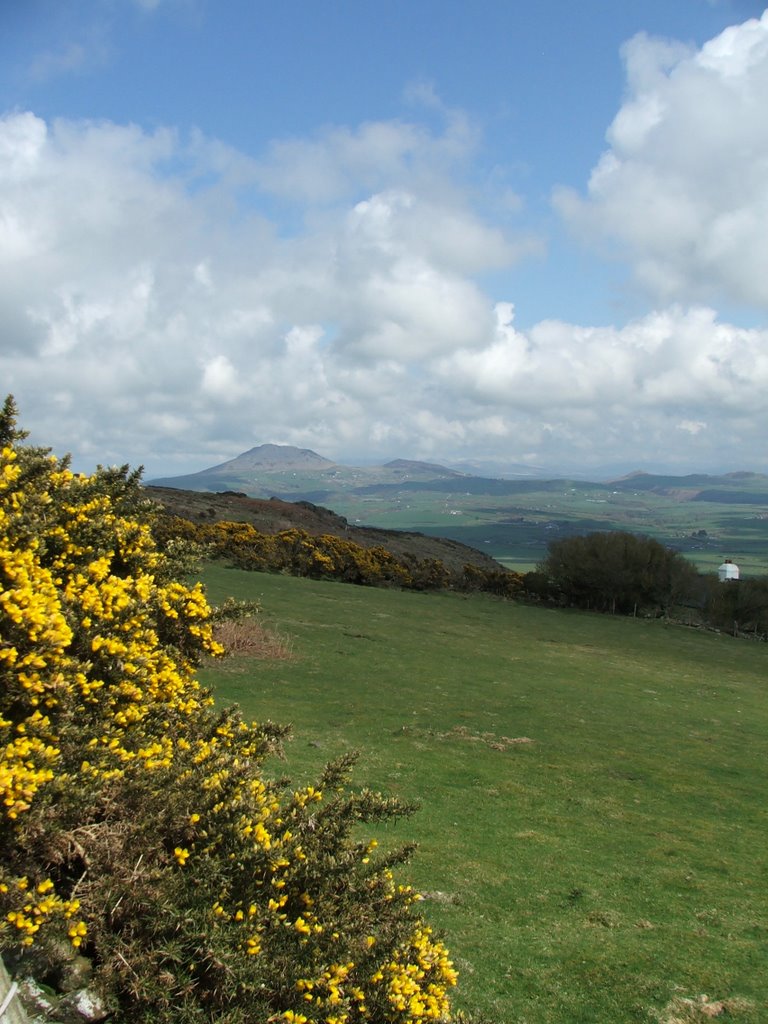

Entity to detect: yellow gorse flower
[0,439,223,951]
[0,411,460,1023]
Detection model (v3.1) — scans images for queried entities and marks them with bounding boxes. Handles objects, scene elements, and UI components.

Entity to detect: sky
[1,0,768,479]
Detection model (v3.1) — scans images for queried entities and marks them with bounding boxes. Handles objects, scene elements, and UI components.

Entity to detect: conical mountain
[148,444,338,495]
[210,444,336,473]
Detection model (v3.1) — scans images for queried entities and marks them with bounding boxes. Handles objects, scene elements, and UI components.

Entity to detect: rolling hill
[150,446,768,504]
[148,447,768,575]
[146,485,507,575]
[148,445,467,499]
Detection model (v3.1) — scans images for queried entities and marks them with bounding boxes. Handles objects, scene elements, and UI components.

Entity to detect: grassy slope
[199,565,768,1024]
[149,466,768,576]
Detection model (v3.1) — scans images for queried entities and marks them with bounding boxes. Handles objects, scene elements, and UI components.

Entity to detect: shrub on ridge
[0,397,459,1024]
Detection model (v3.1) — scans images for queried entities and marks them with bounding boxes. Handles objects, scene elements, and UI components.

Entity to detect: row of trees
[157,510,768,636]
[155,515,524,599]
[704,575,768,636]
[527,529,768,636]
[0,398,467,1024]
[528,531,699,616]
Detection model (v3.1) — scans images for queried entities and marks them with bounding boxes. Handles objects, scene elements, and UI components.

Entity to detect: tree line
[525,530,768,637]
[156,512,768,638]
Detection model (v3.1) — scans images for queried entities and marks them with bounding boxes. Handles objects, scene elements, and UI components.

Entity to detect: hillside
[148,448,768,575]
[145,485,506,575]
[148,445,465,499]
[200,566,768,1024]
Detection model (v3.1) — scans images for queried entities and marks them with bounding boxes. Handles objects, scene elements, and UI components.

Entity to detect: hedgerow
[154,515,523,598]
[0,398,461,1023]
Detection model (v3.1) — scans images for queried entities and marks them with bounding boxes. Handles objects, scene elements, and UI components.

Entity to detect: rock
[18,975,61,1018]
[56,987,112,1023]
[57,957,94,994]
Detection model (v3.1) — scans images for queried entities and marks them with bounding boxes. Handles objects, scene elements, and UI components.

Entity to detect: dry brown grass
[654,994,755,1023]
[212,618,294,661]
[437,724,534,751]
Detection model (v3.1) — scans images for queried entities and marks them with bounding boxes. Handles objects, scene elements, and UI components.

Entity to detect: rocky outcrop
[2,953,113,1024]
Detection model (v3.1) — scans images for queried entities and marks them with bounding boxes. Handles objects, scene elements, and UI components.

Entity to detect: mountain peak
[211,444,336,473]
[612,470,650,482]
[383,458,462,476]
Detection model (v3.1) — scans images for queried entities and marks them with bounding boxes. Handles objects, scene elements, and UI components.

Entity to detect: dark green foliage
[704,576,768,637]
[538,531,699,615]
[0,395,27,445]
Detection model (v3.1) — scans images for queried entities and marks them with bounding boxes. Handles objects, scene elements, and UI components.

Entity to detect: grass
[153,466,768,576]
[323,487,768,577]
[199,564,768,1024]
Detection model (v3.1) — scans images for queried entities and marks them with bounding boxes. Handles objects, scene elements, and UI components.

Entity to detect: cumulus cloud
[439,303,768,412]
[554,11,768,312]
[1,89,767,478]
[251,111,479,207]
[433,302,768,469]
[0,110,522,470]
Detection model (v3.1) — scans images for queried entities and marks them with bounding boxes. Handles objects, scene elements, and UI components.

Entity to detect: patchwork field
[199,564,768,1024]
[329,482,768,577]
[150,455,768,576]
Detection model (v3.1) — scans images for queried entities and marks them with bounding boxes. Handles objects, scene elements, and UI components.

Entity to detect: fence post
[0,957,28,1024]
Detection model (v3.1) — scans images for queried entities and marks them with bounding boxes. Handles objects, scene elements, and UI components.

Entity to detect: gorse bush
[155,515,523,598]
[0,398,459,1023]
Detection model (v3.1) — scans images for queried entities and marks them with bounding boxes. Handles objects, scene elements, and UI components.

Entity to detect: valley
[149,447,768,576]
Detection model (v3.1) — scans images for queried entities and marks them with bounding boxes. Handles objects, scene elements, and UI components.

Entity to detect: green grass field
[320,484,768,577]
[199,565,768,1024]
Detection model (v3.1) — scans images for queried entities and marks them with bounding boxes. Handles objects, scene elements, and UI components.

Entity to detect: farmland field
[199,564,768,1024]
[150,459,768,576]
[327,485,768,577]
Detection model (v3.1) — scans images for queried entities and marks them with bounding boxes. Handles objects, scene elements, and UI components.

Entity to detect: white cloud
[0,110,47,183]
[440,303,768,411]
[252,113,477,206]
[1,102,768,478]
[433,303,768,468]
[346,189,516,274]
[554,11,768,312]
[29,42,89,81]
[678,419,706,435]
[200,355,246,402]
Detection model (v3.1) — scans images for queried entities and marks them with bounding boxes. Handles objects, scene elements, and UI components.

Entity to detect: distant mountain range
[148,444,469,498]
[147,444,768,571]
[148,444,768,505]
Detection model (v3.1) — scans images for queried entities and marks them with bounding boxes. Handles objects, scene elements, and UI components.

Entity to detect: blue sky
[1,1,767,477]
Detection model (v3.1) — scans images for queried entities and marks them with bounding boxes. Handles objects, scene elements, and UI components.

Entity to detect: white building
[717,559,740,582]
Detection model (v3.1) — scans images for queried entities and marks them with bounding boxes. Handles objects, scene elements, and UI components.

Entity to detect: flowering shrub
[0,398,460,1023]
[155,515,524,597]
